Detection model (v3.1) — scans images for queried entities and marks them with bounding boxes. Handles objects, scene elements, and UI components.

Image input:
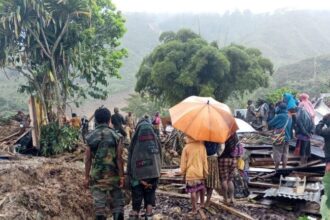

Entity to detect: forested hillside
[119,10,330,90]
[274,54,330,96]
[2,10,330,114]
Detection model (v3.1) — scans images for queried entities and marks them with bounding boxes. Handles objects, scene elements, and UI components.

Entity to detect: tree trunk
[50,58,64,124]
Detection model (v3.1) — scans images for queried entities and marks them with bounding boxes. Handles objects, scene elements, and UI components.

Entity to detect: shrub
[40,123,79,156]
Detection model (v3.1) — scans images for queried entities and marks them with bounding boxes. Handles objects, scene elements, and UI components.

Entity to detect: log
[157,190,254,220]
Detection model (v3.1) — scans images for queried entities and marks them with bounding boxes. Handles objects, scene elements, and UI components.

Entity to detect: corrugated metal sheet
[264,183,322,203]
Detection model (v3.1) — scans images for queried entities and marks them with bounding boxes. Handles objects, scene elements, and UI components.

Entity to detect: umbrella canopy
[235,118,256,133]
[169,96,238,143]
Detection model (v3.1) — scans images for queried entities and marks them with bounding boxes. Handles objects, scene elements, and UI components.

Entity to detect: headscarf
[283,93,298,110]
[299,93,315,120]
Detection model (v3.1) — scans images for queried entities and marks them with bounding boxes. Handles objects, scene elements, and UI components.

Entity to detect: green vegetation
[121,94,169,119]
[321,173,330,220]
[266,87,298,104]
[136,29,273,106]
[274,55,330,97]
[40,123,79,156]
[1,11,330,115]
[0,0,126,122]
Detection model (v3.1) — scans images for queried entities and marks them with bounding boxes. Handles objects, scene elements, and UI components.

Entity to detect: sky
[112,0,330,13]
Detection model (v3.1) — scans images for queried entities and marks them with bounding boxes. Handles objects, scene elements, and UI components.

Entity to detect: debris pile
[0,158,93,219]
[0,120,22,153]
[161,129,184,167]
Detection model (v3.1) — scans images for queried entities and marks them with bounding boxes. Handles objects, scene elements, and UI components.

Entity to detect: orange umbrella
[169,96,238,143]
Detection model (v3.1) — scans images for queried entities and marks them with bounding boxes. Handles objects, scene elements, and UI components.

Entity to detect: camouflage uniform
[86,124,124,217]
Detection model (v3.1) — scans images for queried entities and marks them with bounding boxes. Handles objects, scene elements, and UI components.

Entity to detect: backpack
[205,142,219,156]
[233,169,250,198]
[92,129,120,176]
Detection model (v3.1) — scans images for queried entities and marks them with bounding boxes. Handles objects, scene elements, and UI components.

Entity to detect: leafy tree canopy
[266,87,298,104]
[121,93,168,119]
[135,29,273,106]
[0,0,126,121]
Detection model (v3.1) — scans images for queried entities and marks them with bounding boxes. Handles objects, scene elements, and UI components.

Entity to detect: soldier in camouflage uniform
[85,107,125,220]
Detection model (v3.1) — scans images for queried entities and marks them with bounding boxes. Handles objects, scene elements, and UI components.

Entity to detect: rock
[169,206,181,214]
[153,213,168,220]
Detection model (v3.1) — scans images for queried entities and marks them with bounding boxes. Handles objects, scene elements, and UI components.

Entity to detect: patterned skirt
[206,156,221,189]
[218,157,237,182]
[186,180,205,193]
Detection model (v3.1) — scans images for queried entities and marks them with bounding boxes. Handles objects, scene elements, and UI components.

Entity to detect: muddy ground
[0,157,316,220]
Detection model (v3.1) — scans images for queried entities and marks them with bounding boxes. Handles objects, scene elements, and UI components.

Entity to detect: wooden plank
[0,131,21,143]
[209,201,254,220]
[248,167,275,173]
[157,190,254,220]
[13,128,32,144]
[291,171,323,177]
[248,181,278,189]
[305,159,323,167]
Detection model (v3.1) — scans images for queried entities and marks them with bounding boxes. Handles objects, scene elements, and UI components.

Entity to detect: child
[180,136,208,215]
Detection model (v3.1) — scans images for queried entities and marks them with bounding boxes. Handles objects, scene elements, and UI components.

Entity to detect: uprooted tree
[0,0,126,123]
[135,29,274,106]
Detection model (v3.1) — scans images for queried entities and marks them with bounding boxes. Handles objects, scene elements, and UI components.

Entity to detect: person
[128,118,162,220]
[84,107,125,220]
[299,93,316,121]
[204,141,221,206]
[81,116,89,143]
[125,112,135,140]
[152,112,161,137]
[180,136,208,215]
[257,99,269,131]
[246,100,257,124]
[315,114,330,173]
[268,103,293,169]
[292,107,314,166]
[13,110,26,122]
[218,133,239,204]
[70,113,81,129]
[268,103,276,122]
[164,121,174,136]
[111,107,127,137]
[283,93,298,111]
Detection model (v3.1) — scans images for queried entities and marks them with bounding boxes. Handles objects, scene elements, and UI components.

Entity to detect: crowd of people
[245,93,323,167]
[81,93,330,220]
[82,106,248,220]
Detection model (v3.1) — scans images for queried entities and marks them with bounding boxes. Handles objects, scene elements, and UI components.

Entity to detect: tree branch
[52,16,70,55]
[27,28,52,59]
[40,24,51,55]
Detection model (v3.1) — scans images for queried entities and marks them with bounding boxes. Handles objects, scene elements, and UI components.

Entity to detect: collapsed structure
[1,97,330,219]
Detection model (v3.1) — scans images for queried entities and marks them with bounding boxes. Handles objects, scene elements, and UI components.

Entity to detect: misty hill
[2,10,330,115]
[274,54,330,96]
[122,11,330,69]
